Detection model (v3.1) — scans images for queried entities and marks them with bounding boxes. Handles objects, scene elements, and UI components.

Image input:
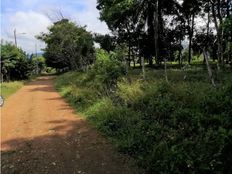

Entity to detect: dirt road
[1,76,137,174]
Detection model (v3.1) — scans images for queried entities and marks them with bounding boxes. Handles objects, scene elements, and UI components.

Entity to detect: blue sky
[1,0,109,53]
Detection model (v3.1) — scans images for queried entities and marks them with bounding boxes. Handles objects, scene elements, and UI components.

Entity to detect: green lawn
[1,81,24,99]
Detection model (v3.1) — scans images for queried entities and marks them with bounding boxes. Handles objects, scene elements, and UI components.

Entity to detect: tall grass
[1,81,24,99]
[55,68,232,173]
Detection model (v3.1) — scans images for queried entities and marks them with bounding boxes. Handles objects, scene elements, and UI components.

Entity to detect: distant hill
[36,52,44,57]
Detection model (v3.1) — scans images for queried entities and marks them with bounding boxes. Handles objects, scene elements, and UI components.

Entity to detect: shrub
[55,69,232,174]
[88,49,126,90]
[1,42,35,81]
[117,78,144,105]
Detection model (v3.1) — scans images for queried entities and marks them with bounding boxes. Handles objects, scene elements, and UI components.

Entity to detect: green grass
[1,73,43,99]
[55,68,232,174]
[1,81,25,99]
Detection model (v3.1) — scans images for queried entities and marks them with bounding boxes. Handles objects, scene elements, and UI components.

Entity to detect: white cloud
[1,0,110,53]
[9,11,51,37]
[2,11,52,53]
[71,0,110,34]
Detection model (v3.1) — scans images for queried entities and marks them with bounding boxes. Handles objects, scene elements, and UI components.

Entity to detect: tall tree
[182,0,202,64]
[94,34,116,53]
[1,42,34,81]
[97,0,136,67]
[37,19,95,71]
[97,0,180,66]
[210,0,231,68]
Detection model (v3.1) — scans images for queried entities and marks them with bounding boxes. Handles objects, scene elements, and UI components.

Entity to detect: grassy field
[1,81,25,99]
[1,74,41,99]
[55,68,232,173]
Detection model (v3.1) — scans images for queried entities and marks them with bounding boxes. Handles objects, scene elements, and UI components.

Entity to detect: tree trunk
[164,58,168,82]
[142,56,145,79]
[204,5,216,87]
[128,40,131,68]
[154,0,159,65]
[211,2,222,70]
[188,14,195,64]
[178,49,181,67]
[125,58,128,75]
[203,49,216,87]
[178,47,182,68]
[148,56,153,66]
[226,0,230,17]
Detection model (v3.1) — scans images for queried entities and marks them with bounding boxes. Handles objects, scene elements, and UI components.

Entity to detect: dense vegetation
[37,19,95,72]
[96,0,232,70]
[41,1,232,173]
[1,42,46,81]
[1,0,231,173]
[1,42,47,98]
[1,81,25,99]
[56,49,232,174]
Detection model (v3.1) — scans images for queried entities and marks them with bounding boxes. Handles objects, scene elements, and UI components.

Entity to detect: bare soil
[1,76,138,174]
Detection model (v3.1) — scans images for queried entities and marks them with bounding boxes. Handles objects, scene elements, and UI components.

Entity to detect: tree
[97,0,180,65]
[37,19,95,71]
[30,55,46,74]
[94,34,116,52]
[181,0,202,64]
[97,0,136,67]
[222,15,232,65]
[210,0,232,68]
[1,42,33,81]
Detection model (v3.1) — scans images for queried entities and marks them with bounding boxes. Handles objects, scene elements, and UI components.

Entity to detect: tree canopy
[1,42,34,81]
[37,19,95,71]
[97,0,232,67]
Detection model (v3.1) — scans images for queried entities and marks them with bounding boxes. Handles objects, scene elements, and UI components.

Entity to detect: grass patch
[55,68,232,174]
[1,81,25,99]
[1,74,40,99]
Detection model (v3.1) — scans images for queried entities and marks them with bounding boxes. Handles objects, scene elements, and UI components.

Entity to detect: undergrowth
[55,50,232,173]
[1,81,25,99]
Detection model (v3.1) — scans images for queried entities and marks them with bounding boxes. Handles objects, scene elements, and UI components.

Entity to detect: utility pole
[35,43,37,57]
[35,43,39,74]
[14,29,17,47]
[13,29,26,48]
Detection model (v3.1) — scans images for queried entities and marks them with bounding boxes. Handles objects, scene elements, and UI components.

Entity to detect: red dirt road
[1,76,137,174]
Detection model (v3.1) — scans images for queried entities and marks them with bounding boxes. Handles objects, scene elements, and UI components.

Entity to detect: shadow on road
[1,117,137,174]
[1,77,138,174]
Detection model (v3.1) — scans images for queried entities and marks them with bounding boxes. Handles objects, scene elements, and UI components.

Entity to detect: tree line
[37,19,95,72]
[1,42,46,81]
[3,1,231,79]
[34,0,231,87]
[96,0,232,69]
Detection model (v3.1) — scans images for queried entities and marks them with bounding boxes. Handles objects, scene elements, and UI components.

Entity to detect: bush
[88,49,126,90]
[117,79,144,105]
[55,72,100,112]
[56,69,232,174]
[123,82,232,173]
[1,42,35,81]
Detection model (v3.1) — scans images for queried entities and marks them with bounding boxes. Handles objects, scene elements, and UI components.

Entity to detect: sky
[1,0,110,53]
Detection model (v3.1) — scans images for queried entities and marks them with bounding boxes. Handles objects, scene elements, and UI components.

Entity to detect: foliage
[94,34,116,52]
[1,42,35,81]
[1,81,24,98]
[31,56,46,74]
[37,19,95,71]
[223,16,232,34]
[97,0,231,67]
[56,69,232,174]
[88,49,126,90]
